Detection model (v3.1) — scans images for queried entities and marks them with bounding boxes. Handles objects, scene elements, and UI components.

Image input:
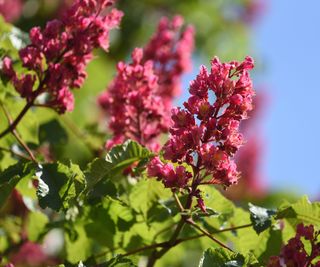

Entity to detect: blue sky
[254,0,320,198]
[179,1,320,198]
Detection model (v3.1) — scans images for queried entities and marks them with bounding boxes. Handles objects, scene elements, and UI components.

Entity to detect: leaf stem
[173,192,184,212]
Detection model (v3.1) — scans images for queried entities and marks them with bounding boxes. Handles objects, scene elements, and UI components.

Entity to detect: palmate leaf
[36,161,85,211]
[103,255,138,267]
[196,185,236,232]
[198,248,261,267]
[129,178,171,219]
[0,161,35,209]
[276,196,320,227]
[276,196,320,243]
[85,140,153,195]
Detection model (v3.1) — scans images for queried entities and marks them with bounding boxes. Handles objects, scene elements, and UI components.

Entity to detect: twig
[0,101,34,139]
[96,223,253,265]
[0,102,38,163]
[175,223,254,243]
[186,219,233,252]
[11,130,38,163]
[173,193,184,212]
[122,241,168,258]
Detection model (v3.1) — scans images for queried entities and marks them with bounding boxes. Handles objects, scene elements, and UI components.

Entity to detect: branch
[0,101,34,139]
[96,223,253,265]
[173,193,184,212]
[175,223,253,244]
[146,181,198,267]
[12,129,38,163]
[0,101,38,163]
[186,219,233,252]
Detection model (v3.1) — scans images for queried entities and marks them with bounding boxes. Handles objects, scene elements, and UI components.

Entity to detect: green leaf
[198,248,260,267]
[0,16,29,59]
[103,255,138,267]
[276,196,320,228]
[104,139,152,174]
[0,161,34,209]
[86,179,117,204]
[26,211,49,241]
[85,140,152,196]
[36,162,85,211]
[84,205,116,248]
[129,178,171,219]
[64,224,93,264]
[39,119,68,145]
[197,185,236,232]
[249,203,276,234]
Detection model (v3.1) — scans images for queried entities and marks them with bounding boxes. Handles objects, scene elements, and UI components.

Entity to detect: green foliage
[85,140,153,189]
[0,16,28,59]
[37,161,85,211]
[198,248,260,267]
[0,161,35,208]
[0,142,319,266]
[103,255,138,267]
[277,195,320,229]
[249,203,276,234]
[26,211,49,241]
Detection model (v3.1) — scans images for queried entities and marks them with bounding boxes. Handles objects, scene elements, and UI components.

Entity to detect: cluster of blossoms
[148,56,254,209]
[268,224,320,267]
[143,16,194,107]
[0,0,22,22]
[98,16,194,151]
[1,0,123,113]
[8,241,56,267]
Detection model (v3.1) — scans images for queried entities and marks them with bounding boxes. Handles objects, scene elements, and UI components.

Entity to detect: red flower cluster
[9,241,56,266]
[98,16,194,151]
[148,56,254,194]
[99,48,169,151]
[0,0,22,22]
[143,15,195,106]
[268,224,320,267]
[148,157,192,189]
[2,0,123,113]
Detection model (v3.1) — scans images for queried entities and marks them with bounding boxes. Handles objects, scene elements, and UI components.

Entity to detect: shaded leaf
[103,255,138,267]
[0,161,34,208]
[198,248,260,267]
[36,162,85,211]
[249,203,276,234]
[27,211,49,241]
[85,140,152,190]
[276,196,320,229]
[39,119,68,145]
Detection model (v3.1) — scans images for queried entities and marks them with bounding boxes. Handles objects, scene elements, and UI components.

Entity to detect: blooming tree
[0,0,319,267]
